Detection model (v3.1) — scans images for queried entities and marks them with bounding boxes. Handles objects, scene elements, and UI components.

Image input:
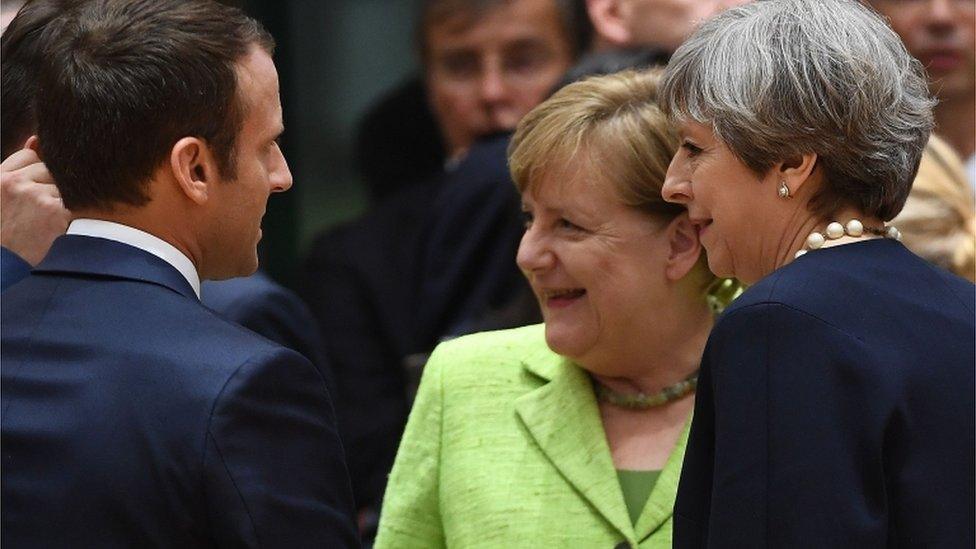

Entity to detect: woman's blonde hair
[894,135,976,282]
[509,68,680,217]
[509,68,739,311]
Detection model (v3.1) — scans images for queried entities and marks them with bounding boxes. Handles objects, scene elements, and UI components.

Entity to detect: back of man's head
[0,0,79,159]
[35,0,273,212]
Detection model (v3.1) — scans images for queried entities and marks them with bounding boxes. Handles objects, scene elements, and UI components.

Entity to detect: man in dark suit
[0,0,359,546]
[0,0,335,393]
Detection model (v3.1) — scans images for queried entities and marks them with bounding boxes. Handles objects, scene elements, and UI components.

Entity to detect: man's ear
[774,152,818,195]
[24,135,40,157]
[586,0,632,47]
[170,137,214,205]
[664,212,703,282]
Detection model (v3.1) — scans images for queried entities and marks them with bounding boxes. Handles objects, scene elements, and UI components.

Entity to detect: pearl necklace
[593,371,698,409]
[794,219,901,259]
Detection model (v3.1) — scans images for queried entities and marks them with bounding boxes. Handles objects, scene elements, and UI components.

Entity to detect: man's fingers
[15,161,56,185]
[0,148,42,172]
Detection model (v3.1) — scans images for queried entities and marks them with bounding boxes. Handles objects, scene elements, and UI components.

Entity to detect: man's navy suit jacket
[1,235,359,548]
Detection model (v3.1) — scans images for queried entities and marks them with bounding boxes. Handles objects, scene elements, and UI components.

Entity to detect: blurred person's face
[870,0,975,101]
[604,0,750,53]
[424,0,574,159]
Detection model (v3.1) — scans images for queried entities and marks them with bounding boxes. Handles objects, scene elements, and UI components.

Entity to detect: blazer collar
[34,234,199,300]
[635,418,690,543]
[516,342,690,544]
[515,349,634,541]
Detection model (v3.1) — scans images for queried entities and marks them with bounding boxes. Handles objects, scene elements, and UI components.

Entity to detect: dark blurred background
[232,0,425,288]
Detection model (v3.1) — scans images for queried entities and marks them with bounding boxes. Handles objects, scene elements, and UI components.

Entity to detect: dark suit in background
[301,177,441,514]
[202,272,336,395]
[414,132,536,341]
[674,240,975,547]
[1,235,360,547]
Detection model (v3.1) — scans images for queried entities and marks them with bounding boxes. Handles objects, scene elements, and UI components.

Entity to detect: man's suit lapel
[34,235,198,300]
[514,349,633,540]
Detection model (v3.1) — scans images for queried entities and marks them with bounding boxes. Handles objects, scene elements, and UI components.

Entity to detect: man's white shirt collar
[66,218,201,299]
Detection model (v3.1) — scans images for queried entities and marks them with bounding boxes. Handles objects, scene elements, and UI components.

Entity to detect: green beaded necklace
[594,370,699,409]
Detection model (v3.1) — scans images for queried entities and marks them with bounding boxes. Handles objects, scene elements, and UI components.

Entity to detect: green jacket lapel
[634,417,691,542]
[514,351,633,541]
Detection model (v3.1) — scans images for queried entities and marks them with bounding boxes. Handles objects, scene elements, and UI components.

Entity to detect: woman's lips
[543,288,586,309]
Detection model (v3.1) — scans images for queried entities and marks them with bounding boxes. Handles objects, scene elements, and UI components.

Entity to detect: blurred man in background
[422,0,580,163]
[868,0,975,187]
[586,0,749,53]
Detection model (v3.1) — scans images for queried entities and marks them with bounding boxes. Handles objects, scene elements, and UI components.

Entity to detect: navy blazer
[1,235,359,548]
[3,247,334,395]
[674,240,975,547]
[201,272,336,396]
[415,132,532,343]
[0,246,31,292]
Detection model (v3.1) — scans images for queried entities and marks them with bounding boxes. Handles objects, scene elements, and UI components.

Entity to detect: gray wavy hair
[660,0,936,221]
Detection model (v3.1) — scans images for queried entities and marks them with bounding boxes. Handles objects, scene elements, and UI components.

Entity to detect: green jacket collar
[515,347,690,544]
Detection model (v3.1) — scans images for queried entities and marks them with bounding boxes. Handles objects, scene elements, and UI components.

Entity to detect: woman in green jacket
[376,69,735,548]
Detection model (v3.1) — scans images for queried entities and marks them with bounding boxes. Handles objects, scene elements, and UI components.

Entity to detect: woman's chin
[705,253,736,281]
[543,322,589,359]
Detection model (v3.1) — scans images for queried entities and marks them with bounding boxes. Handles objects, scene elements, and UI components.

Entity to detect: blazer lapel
[634,417,691,542]
[514,350,633,540]
[34,235,198,300]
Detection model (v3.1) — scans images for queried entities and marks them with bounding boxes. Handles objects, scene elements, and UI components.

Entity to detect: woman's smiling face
[516,158,673,369]
[661,119,783,284]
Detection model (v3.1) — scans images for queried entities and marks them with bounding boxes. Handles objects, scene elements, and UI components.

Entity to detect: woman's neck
[587,303,712,399]
[772,206,885,275]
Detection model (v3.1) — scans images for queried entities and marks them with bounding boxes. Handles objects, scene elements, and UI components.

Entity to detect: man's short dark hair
[0,0,81,159]
[417,0,592,62]
[35,0,274,210]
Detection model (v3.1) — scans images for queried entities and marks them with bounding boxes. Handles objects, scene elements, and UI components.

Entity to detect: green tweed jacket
[375,324,690,548]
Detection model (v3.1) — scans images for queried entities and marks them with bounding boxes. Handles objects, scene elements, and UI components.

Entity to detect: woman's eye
[520,211,534,228]
[681,141,703,157]
[558,218,582,231]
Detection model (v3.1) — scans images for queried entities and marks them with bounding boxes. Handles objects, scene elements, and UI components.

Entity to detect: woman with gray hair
[659,0,975,546]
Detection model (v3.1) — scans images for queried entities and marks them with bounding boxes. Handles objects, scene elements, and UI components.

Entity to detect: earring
[778,180,791,199]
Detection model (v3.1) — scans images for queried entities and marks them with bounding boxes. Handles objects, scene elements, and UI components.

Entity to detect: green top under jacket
[375,324,691,548]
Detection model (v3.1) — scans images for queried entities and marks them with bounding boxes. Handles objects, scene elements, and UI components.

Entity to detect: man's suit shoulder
[4,270,322,398]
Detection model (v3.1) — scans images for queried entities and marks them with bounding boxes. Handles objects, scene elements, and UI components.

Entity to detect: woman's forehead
[524,158,617,209]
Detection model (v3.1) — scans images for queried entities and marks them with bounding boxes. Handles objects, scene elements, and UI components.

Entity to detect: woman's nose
[516,227,554,274]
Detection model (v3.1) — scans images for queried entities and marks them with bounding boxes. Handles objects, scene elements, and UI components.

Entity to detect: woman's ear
[664,212,703,282]
[170,137,214,205]
[586,0,632,47]
[775,152,818,195]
